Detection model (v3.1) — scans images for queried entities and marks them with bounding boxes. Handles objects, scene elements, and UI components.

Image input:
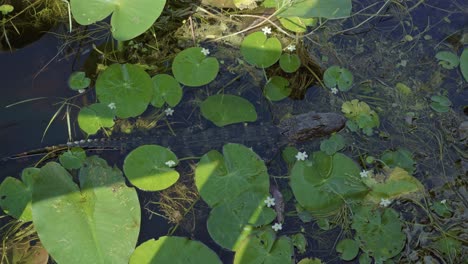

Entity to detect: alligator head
[278,112,346,142]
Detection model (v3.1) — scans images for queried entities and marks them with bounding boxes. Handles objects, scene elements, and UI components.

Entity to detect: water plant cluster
[1,0,467,263]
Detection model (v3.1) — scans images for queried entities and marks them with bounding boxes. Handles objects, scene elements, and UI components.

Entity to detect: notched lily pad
[241,32,282,68]
[323,65,354,91]
[68,71,91,90]
[172,47,219,87]
[59,147,87,170]
[279,53,301,73]
[435,51,459,69]
[200,94,257,127]
[264,76,291,101]
[77,103,115,135]
[123,145,179,191]
[0,168,38,221]
[151,74,182,107]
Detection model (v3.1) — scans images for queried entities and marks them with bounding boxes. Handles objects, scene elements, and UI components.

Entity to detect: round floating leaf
[129,237,222,264]
[291,233,307,254]
[96,63,153,118]
[323,66,354,91]
[336,239,359,261]
[0,168,38,221]
[460,48,468,82]
[200,94,257,127]
[70,0,166,41]
[279,17,317,33]
[59,147,86,170]
[32,158,140,264]
[195,143,269,207]
[172,47,219,87]
[297,258,324,264]
[380,148,415,174]
[279,53,301,73]
[264,76,291,101]
[352,206,405,261]
[277,0,352,19]
[0,4,14,15]
[241,32,282,68]
[208,192,276,250]
[282,146,299,167]
[124,145,179,191]
[320,133,345,155]
[430,95,452,113]
[435,51,459,69]
[68,71,91,90]
[290,152,368,216]
[77,103,115,135]
[234,229,293,264]
[151,74,182,107]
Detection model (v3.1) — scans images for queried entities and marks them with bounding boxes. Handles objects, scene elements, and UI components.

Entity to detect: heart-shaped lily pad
[279,53,301,73]
[460,48,468,82]
[151,74,183,107]
[241,32,282,68]
[123,145,179,191]
[336,239,359,261]
[323,66,354,91]
[68,71,91,90]
[264,76,291,101]
[59,147,87,170]
[172,47,219,87]
[70,0,166,41]
[78,103,115,135]
[435,51,459,69]
[0,168,38,221]
[200,94,257,127]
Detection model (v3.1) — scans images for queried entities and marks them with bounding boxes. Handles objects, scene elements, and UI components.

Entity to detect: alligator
[3,112,346,162]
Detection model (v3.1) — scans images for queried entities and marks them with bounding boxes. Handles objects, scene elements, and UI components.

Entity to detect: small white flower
[264,196,275,207]
[108,102,116,110]
[331,87,338,94]
[379,198,392,207]
[295,151,308,161]
[78,89,86,94]
[165,160,176,167]
[201,47,210,56]
[165,108,174,116]
[272,222,282,232]
[261,26,272,35]
[440,199,446,204]
[360,170,369,178]
[286,44,296,52]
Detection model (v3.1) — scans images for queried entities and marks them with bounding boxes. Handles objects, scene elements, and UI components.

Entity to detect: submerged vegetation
[0,0,467,263]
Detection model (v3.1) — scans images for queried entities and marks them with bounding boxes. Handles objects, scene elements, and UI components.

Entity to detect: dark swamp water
[0,0,467,263]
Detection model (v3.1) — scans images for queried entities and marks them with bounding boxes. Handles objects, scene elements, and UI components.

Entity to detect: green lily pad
[77,103,115,135]
[172,47,219,87]
[0,168,38,221]
[380,148,415,174]
[264,76,291,101]
[460,48,468,82]
[432,236,462,258]
[297,258,324,264]
[234,229,293,264]
[195,143,269,207]
[430,95,452,113]
[241,32,282,68]
[435,51,459,69]
[282,146,299,167]
[151,74,182,107]
[291,233,307,254]
[279,53,301,73]
[70,0,166,41]
[200,94,257,127]
[277,0,352,19]
[279,17,317,33]
[32,158,140,264]
[96,63,153,118]
[341,99,379,135]
[208,192,276,250]
[323,65,354,91]
[320,133,345,155]
[68,71,91,90]
[352,206,405,262]
[129,237,222,264]
[123,145,179,191]
[59,148,87,170]
[0,4,13,15]
[290,152,369,216]
[336,239,359,261]
[431,201,452,218]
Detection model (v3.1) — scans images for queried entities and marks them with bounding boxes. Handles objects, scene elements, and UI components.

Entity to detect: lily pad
[77,103,115,135]
[70,0,166,41]
[200,94,257,127]
[32,158,140,264]
[279,53,301,73]
[291,233,307,254]
[208,192,276,250]
[172,47,219,87]
[234,229,293,264]
[435,51,459,69]
[0,168,38,221]
[264,76,291,101]
[279,17,317,33]
[151,74,182,107]
[129,236,222,264]
[336,239,359,261]
[277,0,352,19]
[0,4,14,15]
[96,63,153,118]
[123,145,179,191]
[320,133,345,155]
[59,147,87,170]
[290,152,369,216]
[241,32,282,68]
[323,66,354,91]
[460,48,468,82]
[68,71,91,90]
[195,143,269,207]
[380,148,415,174]
[430,95,452,113]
